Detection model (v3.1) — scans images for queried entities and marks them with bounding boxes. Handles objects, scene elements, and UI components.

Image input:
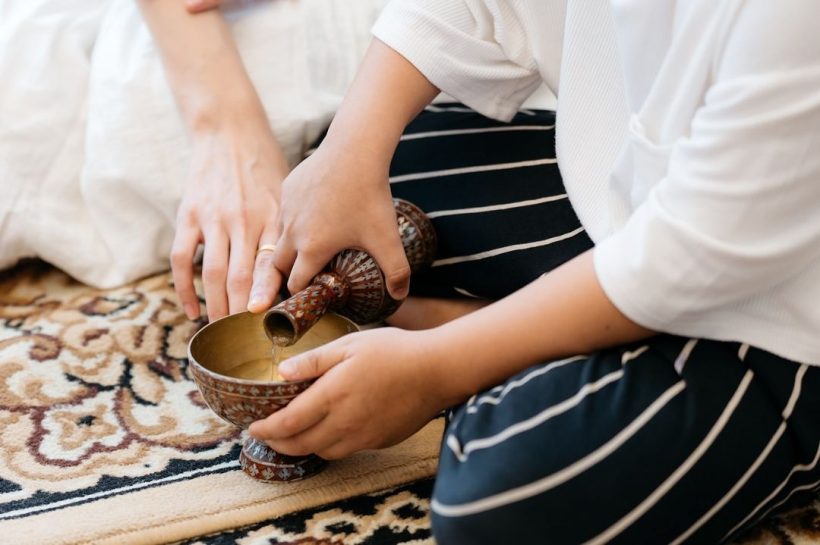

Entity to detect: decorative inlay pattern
[265,199,437,342]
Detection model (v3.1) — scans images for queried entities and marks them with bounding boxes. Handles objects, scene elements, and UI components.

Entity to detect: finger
[271,235,297,277]
[248,250,282,312]
[248,385,330,442]
[184,0,221,14]
[226,233,255,315]
[201,230,229,321]
[266,421,344,458]
[277,341,346,381]
[170,223,202,320]
[248,225,283,312]
[364,227,411,301]
[287,251,328,295]
[316,439,359,461]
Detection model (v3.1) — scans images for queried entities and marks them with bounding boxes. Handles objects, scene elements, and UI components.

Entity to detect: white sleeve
[594,0,820,329]
[372,0,561,121]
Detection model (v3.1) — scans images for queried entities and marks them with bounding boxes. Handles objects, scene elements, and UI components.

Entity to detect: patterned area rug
[1,261,817,545]
[178,478,820,544]
[179,479,437,545]
[0,262,441,545]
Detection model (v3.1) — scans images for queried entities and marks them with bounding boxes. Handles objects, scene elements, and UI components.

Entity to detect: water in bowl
[224,341,287,382]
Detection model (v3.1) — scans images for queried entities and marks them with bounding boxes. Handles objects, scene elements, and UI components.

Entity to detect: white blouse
[0,0,385,288]
[373,0,820,364]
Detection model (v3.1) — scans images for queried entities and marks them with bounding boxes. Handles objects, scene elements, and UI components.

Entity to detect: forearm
[426,250,655,405]
[136,0,268,134]
[323,39,440,170]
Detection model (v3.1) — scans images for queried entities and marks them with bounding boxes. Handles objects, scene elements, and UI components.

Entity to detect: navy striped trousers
[387,105,820,544]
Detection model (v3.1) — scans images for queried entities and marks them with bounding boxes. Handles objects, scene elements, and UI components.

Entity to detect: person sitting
[0,0,383,315]
[220,2,819,544]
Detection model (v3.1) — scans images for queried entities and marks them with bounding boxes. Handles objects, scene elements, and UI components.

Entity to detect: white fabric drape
[0,0,385,288]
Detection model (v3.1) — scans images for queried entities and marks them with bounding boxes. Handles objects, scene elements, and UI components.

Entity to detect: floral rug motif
[0,261,236,519]
[0,260,816,545]
[0,261,440,545]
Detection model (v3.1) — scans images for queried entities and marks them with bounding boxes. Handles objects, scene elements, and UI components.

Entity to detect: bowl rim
[187,311,358,387]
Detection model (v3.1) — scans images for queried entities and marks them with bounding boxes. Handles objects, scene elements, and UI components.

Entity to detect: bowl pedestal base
[239,437,326,482]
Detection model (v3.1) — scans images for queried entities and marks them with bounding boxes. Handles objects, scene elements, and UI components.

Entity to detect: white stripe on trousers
[424,105,537,116]
[621,345,650,364]
[432,227,585,267]
[465,355,586,414]
[400,125,555,141]
[755,476,820,523]
[449,369,626,462]
[388,158,557,184]
[426,194,568,219]
[670,364,808,544]
[674,339,698,374]
[583,370,755,544]
[723,439,820,541]
[453,287,482,298]
[432,381,687,517]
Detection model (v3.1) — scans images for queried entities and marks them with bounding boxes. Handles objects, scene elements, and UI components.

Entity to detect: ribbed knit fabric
[553,0,629,243]
[372,0,820,364]
[372,0,564,122]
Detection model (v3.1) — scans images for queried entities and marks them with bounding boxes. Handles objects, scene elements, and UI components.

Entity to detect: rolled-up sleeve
[594,0,820,330]
[372,0,560,121]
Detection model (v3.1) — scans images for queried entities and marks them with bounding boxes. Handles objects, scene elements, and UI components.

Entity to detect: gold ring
[256,244,277,256]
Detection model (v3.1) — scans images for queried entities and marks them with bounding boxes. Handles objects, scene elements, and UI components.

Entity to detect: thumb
[366,230,411,301]
[278,344,342,381]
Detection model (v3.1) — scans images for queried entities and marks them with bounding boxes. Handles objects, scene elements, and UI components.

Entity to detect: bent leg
[431,336,820,544]
[386,105,592,328]
[389,105,593,301]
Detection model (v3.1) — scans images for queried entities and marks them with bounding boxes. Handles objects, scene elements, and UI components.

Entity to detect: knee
[430,485,552,545]
[429,450,519,545]
[430,507,492,545]
[430,433,571,545]
[429,446,499,545]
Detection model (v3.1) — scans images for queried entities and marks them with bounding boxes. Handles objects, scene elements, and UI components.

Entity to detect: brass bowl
[188,311,358,482]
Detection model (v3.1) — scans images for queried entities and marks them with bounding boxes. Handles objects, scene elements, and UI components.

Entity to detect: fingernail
[248,294,263,310]
[393,285,409,300]
[183,303,199,320]
[278,359,296,377]
[186,0,203,8]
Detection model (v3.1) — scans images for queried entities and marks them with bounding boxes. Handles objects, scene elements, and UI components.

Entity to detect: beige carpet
[3,261,817,545]
[0,261,441,545]
[178,479,819,545]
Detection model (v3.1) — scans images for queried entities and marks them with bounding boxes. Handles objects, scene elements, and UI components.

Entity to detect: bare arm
[247,40,653,459]
[248,249,653,460]
[135,0,259,131]
[137,0,288,320]
[266,39,439,301]
[426,251,653,404]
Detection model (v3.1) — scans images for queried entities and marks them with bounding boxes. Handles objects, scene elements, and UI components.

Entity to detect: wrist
[186,92,269,137]
[322,121,400,174]
[413,327,476,408]
[311,132,394,187]
[185,117,289,190]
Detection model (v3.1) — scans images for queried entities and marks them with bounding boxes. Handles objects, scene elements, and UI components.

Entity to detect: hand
[171,122,289,321]
[248,328,451,459]
[184,0,221,14]
[268,141,411,299]
[253,38,439,300]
